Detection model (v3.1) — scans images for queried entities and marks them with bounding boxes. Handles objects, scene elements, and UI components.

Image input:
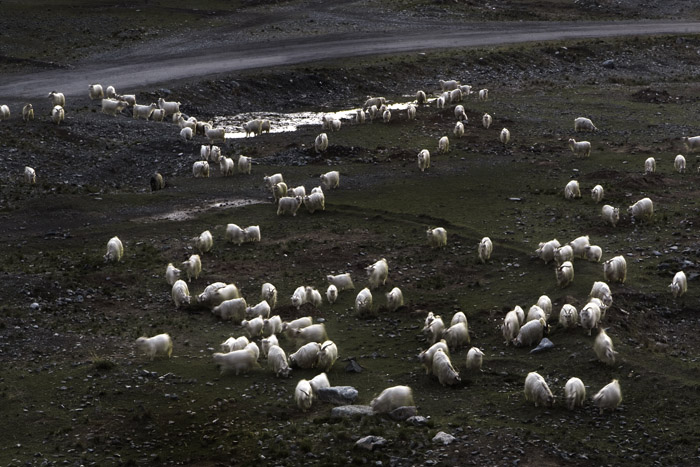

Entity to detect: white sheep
[385,287,404,311]
[368,105,379,121]
[307,285,323,306]
[289,342,321,369]
[589,281,613,309]
[454,105,467,122]
[245,341,260,361]
[459,84,472,96]
[220,336,249,353]
[536,295,552,319]
[135,333,173,360]
[592,379,622,414]
[407,104,417,120]
[585,245,603,263]
[438,135,450,154]
[288,185,306,198]
[213,348,259,376]
[238,155,252,174]
[512,305,525,325]
[432,348,460,386]
[478,237,493,264]
[133,103,157,120]
[594,328,617,365]
[466,347,485,371]
[536,239,561,264]
[317,340,338,372]
[327,273,355,291]
[440,79,460,91]
[219,157,235,176]
[502,310,521,345]
[355,109,366,123]
[449,88,463,103]
[180,127,193,141]
[261,334,279,357]
[181,254,201,281]
[261,119,271,134]
[591,184,604,203]
[628,197,653,222]
[303,192,325,213]
[416,90,427,105]
[171,279,191,308]
[326,284,338,304]
[157,98,180,116]
[601,205,620,227]
[382,108,391,123]
[564,180,581,200]
[482,113,492,129]
[310,372,332,394]
[451,311,467,326]
[22,104,34,122]
[225,223,245,245]
[51,105,65,125]
[272,182,288,203]
[478,89,488,101]
[564,377,586,410]
[603,255,627,284]
[580,301,601,336]
[212,298,247,322]
[295,323,327,345]
[105,86,116,98]
[291,286,308,309]
[209,145,222,163]
[417,149,431,172]
[268,344,291,378]
[418,340,449,375]
[261,282,277,309]
[370,385,414,413]
[165,263,181,286]
[244,225,261,243]
[48,91,65,107]
[674,154,686,173]
[574,117,598,131]
[682,135,700,153]
[500,127,510,145]
[644,157,656,174]
[556,260,574,288]
[242,119,263,137]
[150,109,165,121]
[0,104,10,120]
[24,166,36,185]
[355,287,373,314]
[436,96,445,109]
[150,172,165,191]
[241,315,264,338]
[104,236,123,262]
[276,196,303,216]
[194,230,213,254]
[443,322,470,350]
[568,138,591,158]
[366,258,388,289]
[426,227,447,248]
[364,96,386,109]
[423,315,445,345]
[526,305,546,323]
[315,132,329,153]
[117,94,136,106]
[295,379,314,411]
[101,98,128,116]
[513,318,547,347]
[669,271,687,298]
[454,121,465,138]
[558,304,579,328]
[198,282,240,307]
[205,127,226,143]
[246,300,272,319]
[320,170,340,190]
[282,316,313,338]
[569,235,590,258]
[554,245,574,265]
[524,372,554,408]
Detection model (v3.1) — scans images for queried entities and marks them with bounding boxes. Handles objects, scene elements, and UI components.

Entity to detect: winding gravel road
[2,20,699,101]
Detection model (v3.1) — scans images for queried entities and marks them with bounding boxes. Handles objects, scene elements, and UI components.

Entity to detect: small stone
[30,302,40,311]
[316,386,359,405]
[388,406,417,421]
[602,59,615,69]
[530,337,554,354]
[406,415,429,426]
[355,435,387,451]
[432,431,456,445]
[345,358,363,373]
[330,405,373,418]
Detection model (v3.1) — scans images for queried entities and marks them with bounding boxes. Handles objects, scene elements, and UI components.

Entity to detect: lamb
[194,230,213,254]
[305,286,323,308]
[416,90,428,105]
[238,155,252,174]
[165,263,181,286]
[601,205,620,227]
[288,185,306,198]
[449,88,463,103]
[355,287,373,315]
[303,192,325,213]
[423,315,445,345]
[24,166,36,185]
[133,103,157,120]
[180,127,193,141]
[282,316,313,338]
[135,333,173,360]
[682,135,700,153]
[442,322,470,350]
[459,84,472,96]
[243,119,263,137]
[436,96,445,109]
[407,103,417,120]
[295,379,314,411]
[482,113,492,129]
[502,310,521,345]
[326,284,338,304]
[451,311,467,326]
[580,301,601,335]
[513,318,547,347]
[674,154,686,173]
[198,282,240,307]
[244,225,261,243]
[466,347,485,371]
[478,237,493,264]
[368,105,379,121]
[454,105,467,121]
[454,121,465,138]
[206,127,226,143]
[417,149,431,172]
[370,385,414,414]
[418,340,449,375]
[246,300,272,319]
[210,145,222,163]
[556,261,574,288]
[117,94,136,106]
[574,117,598,131]
[554,245,574,265]
[212,298,247,322]
[478,89,488,101]
[315,132,329,153]
[569,235,590,258]
[241,316,264,338]
[101,98,128,116]
[22,104,34,122]
[150,109,165,121]
[268,345,291,378]
[150,172,165,191]
[295,323,327,345]
[427,227,447,248]
[628,197,653,222]
[181,254,202,281]
[0,104,10,121]
[219,157,235,176]
[564,377,586,410]
[591,184,604,203]
[440,79,460,91]
[644,157,656,174]
[537,295,552,319]
[225,223,245,245]
[105,86,116,98]
[536,239,561,264]
[261,334,278,357]
[500,128,510,145]
[276,196,303,216]
[524,372,554,407]
[212,348,259,376]
[382,108,391,123]
[220,336,249,353]
[104,236,124,262]
[432,348,461,386]
[317,340,338,372]
[364,97,386,109]
[669,271,687,298]
[48,91,65,107]
[272,182,288,203]
[603,255,627,284]
[568,138,591,158]
[526,305,546,323]
[261,282,277,308]
[366,258,388,289]
[594,328,617,365]
[51,105,65,125]
[558,304,579,328]
[592,379,622,414]
[289,342,321,369]
[157,97,181,116]
[564,180,581,199]
[438,136,450,154]
[355,109,366,123]
[385,287,404,311]
[171,279,191,308]
[327,273,355,291]
[320,170,340,190]
[585,245,603,262]
[589,281,613,309]
[291,286,308,309]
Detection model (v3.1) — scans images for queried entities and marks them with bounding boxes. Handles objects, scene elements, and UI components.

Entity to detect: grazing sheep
[424,311,437,328]
[213,348,259,376]
[24,166,36,185]
[101,98,128,116]
[574,117,598,131]
[320,170,340,190]
[416,90,428,105]
[568,138,591,158]
[628,197,655,222]
[536,239,561,264]
[423,315,445,345]
[308,285,324,307]
[260,282,277,309]
[157,97,180,116]
[558,304,579,328]
[133,103,157,120]
[481,114,492,130]
[289,342,321,369]
[225,224,245,245]
[451,311,467,326]
[315,132,329,153]
[366,258,389,289]
[205,127,225,143]
[565,377,586,410]
[268,345,292,378]
[171,280,191,308]
[104,236,123,262]
[438,136,450,154]
[261,119,271,134]
[443,322,470,350]
[459,84,472,96]
[180,127,193,141]
[418,340,449,375]
[601,205,620,227]
[295,379,314,411]
[364,97,386,109]
[682,135,700,153]
[198,282,240,307]
[427,227,447,248]
[243,225,261,243]
[569,235,590,258]
[526,305,546,323]
[385,287,404,311]
[417,149,431,172]
[243,119,263,137]
[327,273,355,291]
[440,79,460,91]
[150,172,165,191]
[674,154,686,173]
[594,328,617,365]
[105,86,116,98]
[564,180,581,199]
[220,336,249,353]
[291,286,308,309]
[208,145,222,163]
[355,287,373,315]
[382,108,391,123]
[263,315,282,337]
[449,88,463,103]
[524,372,554,408]
[0,104,10,121]
[500,127,510,145]
[277,196,303,216]
[513,318,547,347]
[556,261,574,288]
[22,103,34,122]
[370,385,414,414]
[368,105,379,121]
[355,109,366,123]
[150,108,165,121]
[436,96,445,109]
[502,310,521,345]
[589,281,613,309]
[536,295,552,319]
[117,94,136,106]
[591,184,604,203]
[135,334,173,360]
[585,245,603,263]
[238,155,252,174]
[282,316,313,338]
[432,348,461,386]
[478,237,493,264]
[644,157,656,174]
[272,182,288,203]
[478,89,488,101]
[592,379,622,414]
[326,284,338,304]
[48,91,65,107]
[554,245,574,265]
[580,301,602,336]
[261,335,279,357]
[512,305,525,325]
[295,323,327,345]
[407,103,417,120]
[51,105,65,125]
[317,340,338,372]
[165,263,181,286]
[246,300,272,319]
[288,185,306,198]
[219,156,235,176]
[241,316,264,338]
[454,105,467,122]
[212,297,247,322]
[194,230,213,254]
[454,121,465,138]
[466,347,485,371]
[603,255,627,284]
[669,271,688,298]
[181,254,202,282]
[303,192,325,213]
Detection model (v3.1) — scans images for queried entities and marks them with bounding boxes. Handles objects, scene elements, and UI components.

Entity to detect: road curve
[2,20,699,100]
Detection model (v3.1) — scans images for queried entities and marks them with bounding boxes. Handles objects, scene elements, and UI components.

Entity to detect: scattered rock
[29,302,40,311]
[330,405,373,418]
[355,435,387,451]
[602,59,615,69]
[432,431,456,445]
[316,386,359,405]
[530,337,554,354]
[406,415,429,426]
[345,358,363,373]
[388,405,417,421]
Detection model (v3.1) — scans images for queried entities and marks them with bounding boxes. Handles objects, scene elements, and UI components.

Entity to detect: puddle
[133,198,265,223]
